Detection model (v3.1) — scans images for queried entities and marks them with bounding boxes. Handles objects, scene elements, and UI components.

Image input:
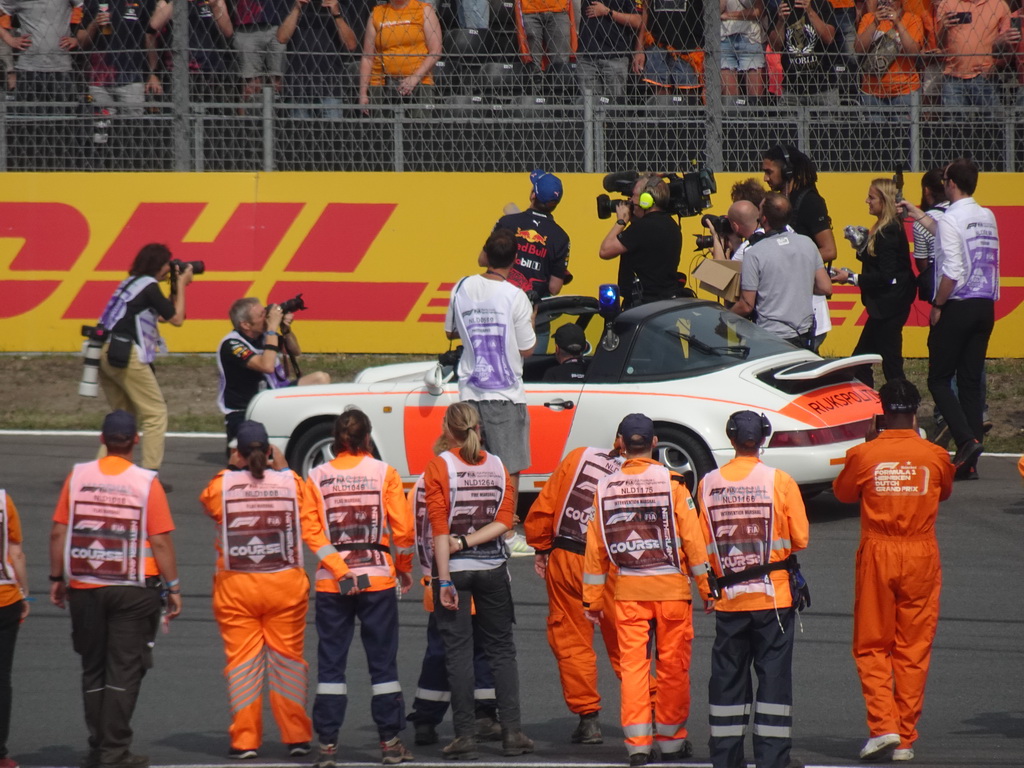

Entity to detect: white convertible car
[247,296,882,494]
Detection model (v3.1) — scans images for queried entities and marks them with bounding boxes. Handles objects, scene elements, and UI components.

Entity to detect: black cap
[553,323,586,354]
[617,413,655,448]
[236,420,269,452]
[102,410,137,441]
[729,410,768,446]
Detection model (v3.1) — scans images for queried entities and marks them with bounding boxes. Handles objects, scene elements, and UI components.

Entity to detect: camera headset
[775,145,795,183]
[726,411,773,444]
[637,175,665,210]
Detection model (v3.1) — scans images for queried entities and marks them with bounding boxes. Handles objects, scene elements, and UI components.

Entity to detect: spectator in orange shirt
[854,0,924,111]
[514,0,576,73]
[357,0,440,109]
[935,0,1012,106]
[997,4,1023,105]
[833,379,954,763]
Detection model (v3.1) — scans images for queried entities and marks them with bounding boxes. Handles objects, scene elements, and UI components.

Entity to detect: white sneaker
[859,733,900,761]
[892,748,914,761]
[506,532,534,557]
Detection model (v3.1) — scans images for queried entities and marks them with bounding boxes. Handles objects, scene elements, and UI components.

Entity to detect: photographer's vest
[700,462,777,599]
[597,464,682,577]
[0,492,16,586]
[553,448,622,553]
[216,330,290,412]
[221,469,303,573]
[64,460,155,587]
[308,457,393,580]
[441,450,508,563]
[411,476,434,577]
[99,276,162,364]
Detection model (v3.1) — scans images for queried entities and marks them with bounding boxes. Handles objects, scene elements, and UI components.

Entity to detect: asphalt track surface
[2,434,1022,768]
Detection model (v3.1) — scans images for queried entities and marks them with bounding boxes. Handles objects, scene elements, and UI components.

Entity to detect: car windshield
[621,303,800,381]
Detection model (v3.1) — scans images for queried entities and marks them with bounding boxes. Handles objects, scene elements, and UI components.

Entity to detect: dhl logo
[0,201,450,323]
[515,228,548,246]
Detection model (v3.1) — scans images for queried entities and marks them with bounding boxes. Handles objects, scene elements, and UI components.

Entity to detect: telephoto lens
[78,326,106,397]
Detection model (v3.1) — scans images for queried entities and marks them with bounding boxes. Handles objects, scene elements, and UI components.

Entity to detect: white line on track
[0,431,1020,460]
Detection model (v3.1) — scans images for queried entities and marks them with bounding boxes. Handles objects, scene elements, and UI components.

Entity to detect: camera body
[276,294,307,315]
[596,168,717,220]
[169,259,205,277]
[843,225,869,252]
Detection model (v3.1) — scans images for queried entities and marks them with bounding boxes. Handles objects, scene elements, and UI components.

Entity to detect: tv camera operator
[79,244,196,477]
[217,295,330,445]
[598,174,683,309]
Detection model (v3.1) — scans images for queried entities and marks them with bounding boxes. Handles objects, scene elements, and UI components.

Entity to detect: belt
[716,554,796,590]
[334,542,389,553]
[552,536,586,556]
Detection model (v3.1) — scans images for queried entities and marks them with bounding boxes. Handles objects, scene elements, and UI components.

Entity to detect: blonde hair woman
[833,178,916,387]
[424,403,533,759]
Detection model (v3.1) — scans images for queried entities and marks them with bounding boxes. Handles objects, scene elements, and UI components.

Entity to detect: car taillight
[768,418,873,448]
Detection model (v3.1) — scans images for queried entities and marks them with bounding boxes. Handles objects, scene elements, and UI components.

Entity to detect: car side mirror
[424,363,450,396]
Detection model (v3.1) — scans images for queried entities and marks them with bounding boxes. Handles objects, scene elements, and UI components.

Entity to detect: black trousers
[853,308,911,389]
[0,601,22,757]
[69,586,161,763]
[927,298,994,450]
[433,563,521,738]
[708,608,796,768]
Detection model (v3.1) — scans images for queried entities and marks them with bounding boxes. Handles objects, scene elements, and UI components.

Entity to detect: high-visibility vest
[221,469,303,573]
[597,463,682,576]
[0,491,15,586]
[700,461,777,599]
[554,448,622,546]
[411,476,434,577]
[65,460,155,587]
[441,450,507,561]
[308,457,392,579]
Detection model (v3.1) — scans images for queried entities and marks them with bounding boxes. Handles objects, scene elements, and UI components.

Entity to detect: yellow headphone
[637,176,663,210]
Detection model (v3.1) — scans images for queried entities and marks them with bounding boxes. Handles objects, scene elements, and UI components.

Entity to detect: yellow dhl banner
[0,172,1021,357]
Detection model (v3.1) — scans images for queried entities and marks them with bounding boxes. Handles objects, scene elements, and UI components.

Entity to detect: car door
[521,380,585,483]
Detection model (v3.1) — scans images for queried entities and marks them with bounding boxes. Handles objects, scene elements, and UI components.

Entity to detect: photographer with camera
[90,244,192,475]
[598,174,683,309]
[217,296,330,444]
[707,201,762,263]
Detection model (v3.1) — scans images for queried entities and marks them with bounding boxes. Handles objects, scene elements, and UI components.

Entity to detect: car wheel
[654,426,716,489]
[290,421,335,478]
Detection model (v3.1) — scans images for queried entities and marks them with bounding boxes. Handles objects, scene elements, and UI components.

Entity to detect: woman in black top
[833,179,915,388]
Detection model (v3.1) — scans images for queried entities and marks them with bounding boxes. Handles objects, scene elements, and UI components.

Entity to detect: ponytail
[443,402,484,464]
[245,446,269,480]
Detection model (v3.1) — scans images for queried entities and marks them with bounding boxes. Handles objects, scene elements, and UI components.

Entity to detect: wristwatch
[616,219,627,227]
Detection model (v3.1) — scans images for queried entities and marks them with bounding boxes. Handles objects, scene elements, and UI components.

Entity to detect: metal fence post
[0,97,7,172]
[262,85,274,172]
[194,105,205,173]
[703,0,723,170]
[909,90,921,172]
[171,0,190,171]
[583,95,594,174]
[393,106,405,172]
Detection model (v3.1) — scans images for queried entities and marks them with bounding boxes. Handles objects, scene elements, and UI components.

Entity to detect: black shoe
[414,721,439,746]
[571,712,603,744]
[629,753,651,767]
[952,438,983,470]
[287,742,312,757]
[661,739,693,761]
[228,749,257,759]
[954,464,979,481]
[501,729,534,757]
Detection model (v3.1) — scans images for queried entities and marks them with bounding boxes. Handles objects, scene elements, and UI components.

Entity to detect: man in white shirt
[445,228,537,490]
[926,158,999,478]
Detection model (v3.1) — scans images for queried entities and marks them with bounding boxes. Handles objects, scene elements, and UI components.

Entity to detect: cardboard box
[693,258,743,303]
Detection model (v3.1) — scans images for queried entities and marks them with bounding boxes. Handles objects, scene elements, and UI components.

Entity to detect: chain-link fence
[0,0,1021,173]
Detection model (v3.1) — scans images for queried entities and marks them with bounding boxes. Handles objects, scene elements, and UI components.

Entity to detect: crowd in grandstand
[0,0,1020,112]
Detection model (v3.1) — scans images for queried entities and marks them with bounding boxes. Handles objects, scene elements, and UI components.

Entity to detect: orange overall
[200,469,317,752]
[833,430,953,752]
[583,458,712,758]
[525,447,622,716]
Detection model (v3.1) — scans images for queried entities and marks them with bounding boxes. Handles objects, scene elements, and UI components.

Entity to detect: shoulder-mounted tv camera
[596,168,717,220]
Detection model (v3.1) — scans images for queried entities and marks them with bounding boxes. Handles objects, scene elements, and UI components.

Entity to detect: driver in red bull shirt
[494,169,571,352]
